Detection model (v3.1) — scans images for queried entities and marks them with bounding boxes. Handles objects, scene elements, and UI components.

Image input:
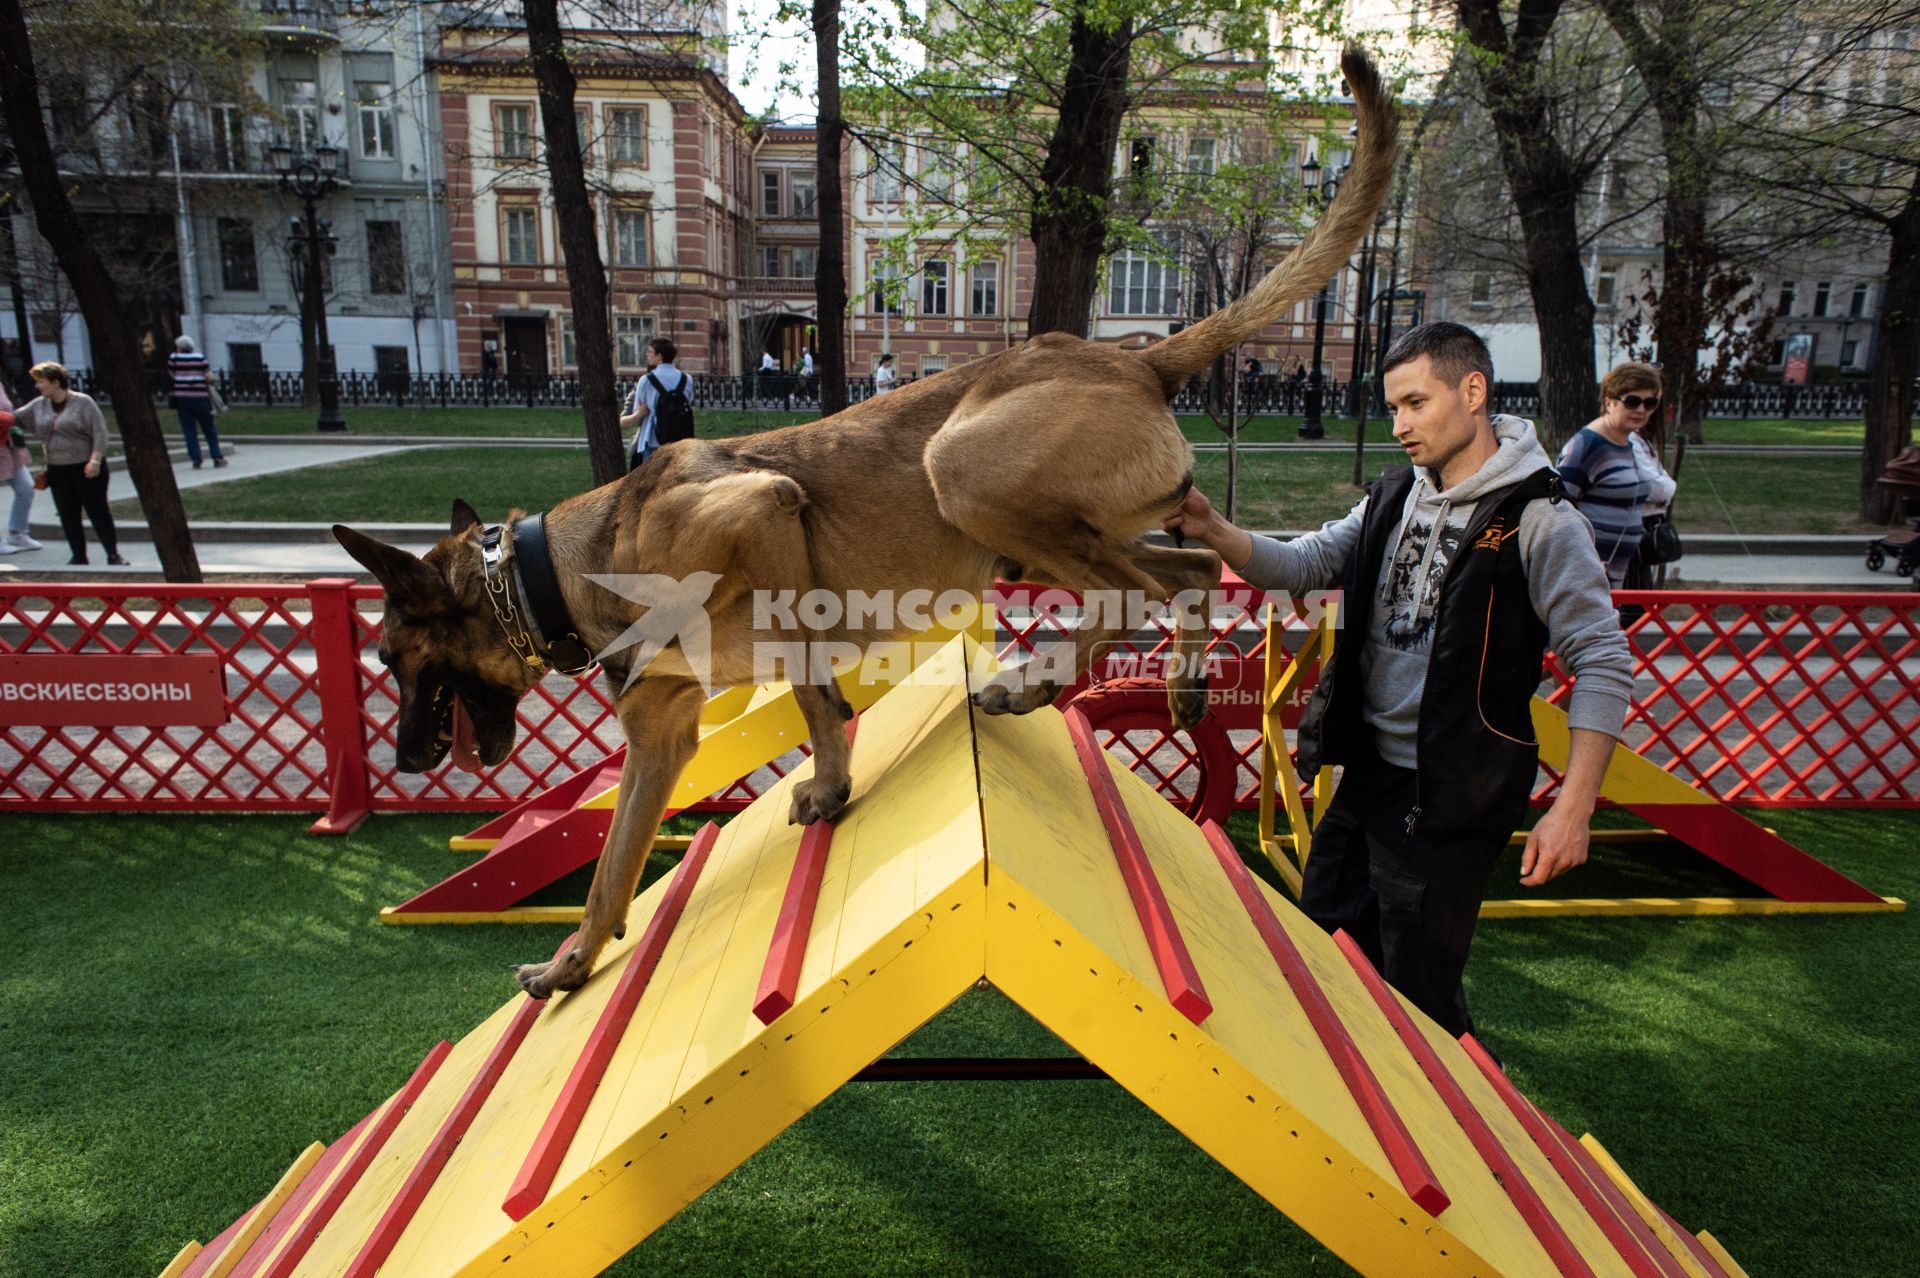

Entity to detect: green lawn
[121,443,1885,535]
[194,403,1866,449]
[1,807,1914,1277]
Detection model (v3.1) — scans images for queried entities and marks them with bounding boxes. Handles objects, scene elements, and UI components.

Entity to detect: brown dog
[335,48,1396,999]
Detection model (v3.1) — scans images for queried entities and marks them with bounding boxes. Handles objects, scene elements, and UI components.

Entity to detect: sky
[726,0,823,123]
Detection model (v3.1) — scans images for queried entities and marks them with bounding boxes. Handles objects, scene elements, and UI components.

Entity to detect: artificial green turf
[192,404,1867,449]
[117,442,1883,536]
[1,808,1914,1276]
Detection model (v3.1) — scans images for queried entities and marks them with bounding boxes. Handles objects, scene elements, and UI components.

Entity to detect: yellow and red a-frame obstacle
[162,637,1750,1278]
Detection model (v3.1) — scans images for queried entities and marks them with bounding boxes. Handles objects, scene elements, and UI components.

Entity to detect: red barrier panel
[4,582,1916,817]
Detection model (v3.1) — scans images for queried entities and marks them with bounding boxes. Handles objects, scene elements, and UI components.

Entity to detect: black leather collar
[511,513,596,676]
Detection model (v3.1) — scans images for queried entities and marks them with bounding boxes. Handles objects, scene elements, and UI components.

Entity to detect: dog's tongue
[450,695,483,774]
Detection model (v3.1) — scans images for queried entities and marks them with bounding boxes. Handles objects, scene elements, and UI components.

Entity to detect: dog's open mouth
[429,683,484,774]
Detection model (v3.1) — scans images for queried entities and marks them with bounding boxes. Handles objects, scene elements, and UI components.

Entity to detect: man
[758,349,777,407]
[621,337,692,471]
[1166,322,1633,1040]
[167,336,227,470]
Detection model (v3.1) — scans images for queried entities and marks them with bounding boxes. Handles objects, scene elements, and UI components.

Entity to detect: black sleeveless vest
[1299,464,1562,838]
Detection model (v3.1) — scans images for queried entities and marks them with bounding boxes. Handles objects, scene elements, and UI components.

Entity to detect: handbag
[1639,513,1683,566]
[208,384,228,416]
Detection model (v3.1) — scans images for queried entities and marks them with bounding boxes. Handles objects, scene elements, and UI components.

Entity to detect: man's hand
[1163,489,1252,570]
[1519,726,1612,887]
[1519,800,1590,886]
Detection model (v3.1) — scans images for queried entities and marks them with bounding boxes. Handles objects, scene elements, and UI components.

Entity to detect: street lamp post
[1297,152,1347,440]
[270,138,347,433]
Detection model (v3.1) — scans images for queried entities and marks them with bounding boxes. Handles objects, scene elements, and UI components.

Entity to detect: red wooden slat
[1065,707,1212,1024]
[343,936,574,1277]
[175,1205,254,1278]
[223,1110,377,1278]
[1329,927,1589,1271]
[1199,822,1445,1215]
[752,818,836,1024]
[1458,1034,1687,1278]
[1537,1108,1736,1278]
[502,821,721,1221]
[1658,1204,1736,1278]
[255,1041,452,1278]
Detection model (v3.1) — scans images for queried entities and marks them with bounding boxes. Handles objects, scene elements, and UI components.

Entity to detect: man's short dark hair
[649,336,677,364]
[1381,321,1494,389]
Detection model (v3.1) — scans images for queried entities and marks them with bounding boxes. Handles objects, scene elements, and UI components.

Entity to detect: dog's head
[333,500,537,774]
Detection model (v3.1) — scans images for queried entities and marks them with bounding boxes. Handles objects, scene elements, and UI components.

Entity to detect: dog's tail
[1135,46,1398,398]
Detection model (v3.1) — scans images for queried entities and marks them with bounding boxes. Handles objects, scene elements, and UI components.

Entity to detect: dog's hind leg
[514,675,706,999]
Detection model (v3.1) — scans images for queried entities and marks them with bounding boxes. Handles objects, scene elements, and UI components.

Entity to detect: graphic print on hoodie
[1380,517,1464,651]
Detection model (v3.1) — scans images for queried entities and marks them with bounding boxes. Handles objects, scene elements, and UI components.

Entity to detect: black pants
[1298,746,1506,1040]
[45,461,117,560]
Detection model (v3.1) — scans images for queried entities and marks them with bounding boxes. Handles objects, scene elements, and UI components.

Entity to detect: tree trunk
[1,209,33,387]
[524,0,625,487]
[812,0,850,417]
[1026,6,1133,338]
[1457,0,1598,447]
[1862,177,1919,523]
[1653,186,1710,453]
[0,0,199,580]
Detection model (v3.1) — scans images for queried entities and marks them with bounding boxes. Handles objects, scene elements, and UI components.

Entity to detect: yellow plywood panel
[1580,1135,1716,1278]
[441,868,987,1278]
[157,1242,200,1278]
[1697,1231,1750,1278]
[377,878,684,1275]
[1531,698,1716,808]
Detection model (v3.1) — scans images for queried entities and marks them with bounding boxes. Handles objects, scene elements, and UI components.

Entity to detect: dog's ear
[333,525,452,616]
[450,499,481,536]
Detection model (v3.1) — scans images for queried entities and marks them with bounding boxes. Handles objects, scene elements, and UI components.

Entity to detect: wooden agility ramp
[162,637,1750,1278]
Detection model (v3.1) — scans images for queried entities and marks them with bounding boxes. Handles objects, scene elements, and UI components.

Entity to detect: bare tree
[524,0,626,486]
[812,0,851,414]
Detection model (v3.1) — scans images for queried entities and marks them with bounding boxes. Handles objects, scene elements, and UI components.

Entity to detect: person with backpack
[1164,322,1633,1044]
[622,337,695,471]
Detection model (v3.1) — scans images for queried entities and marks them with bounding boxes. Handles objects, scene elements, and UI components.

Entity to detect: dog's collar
[479,517,596,678]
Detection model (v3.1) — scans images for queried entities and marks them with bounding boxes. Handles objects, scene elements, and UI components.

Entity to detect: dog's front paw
[789,775,851,826]
[514,948,593,1000]
[1169,684,1209,732]
[971,671,1057,716]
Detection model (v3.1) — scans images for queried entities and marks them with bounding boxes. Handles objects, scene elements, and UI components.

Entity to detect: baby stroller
[1866,444,1920,578]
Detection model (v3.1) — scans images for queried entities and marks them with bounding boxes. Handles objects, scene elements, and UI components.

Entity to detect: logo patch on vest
[1473,523,1520,552]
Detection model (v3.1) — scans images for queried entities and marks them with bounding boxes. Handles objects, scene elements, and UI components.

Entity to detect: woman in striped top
[168,335,227,469]
[1557,361,1677,589]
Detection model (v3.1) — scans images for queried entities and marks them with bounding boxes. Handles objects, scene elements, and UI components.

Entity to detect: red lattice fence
[4,581,1915,827]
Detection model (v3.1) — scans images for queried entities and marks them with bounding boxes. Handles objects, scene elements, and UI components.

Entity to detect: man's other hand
[1519,800,1591,887]
[1163,489,1253,570]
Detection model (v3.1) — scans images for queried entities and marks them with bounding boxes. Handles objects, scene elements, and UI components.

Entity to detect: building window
[1768,339,1785,366]
[1595,269,1617,307]
[496,104,534,159]
[791,170,816,216]
[612,207,648,267]
[1470,272,1493,307]
[793,246,816,279]
[210,103,247,171]
[1841,338,1859,368]
[1813,281,1831,317]
[572,106,592,158]
[922,260,950,315]
[872,260,903,315]
[356,81,395,159]
[1185,137,1216,176]
[920,355,947,377]
[1777,283,1796,315]
[1108,238,1181,316]
[760,170,781,217]
[502,205,539,264]
[1849,283,1869,318]
[559,315,577,368]
[218,218,258,291]
[970,260,999,317]
[871,140,905,203]
[608,107,645,164]
[762,244,781,277]
[614,314,655,367]
[282,79,320,153]
[922,144,953,201]
[367,220,405,294]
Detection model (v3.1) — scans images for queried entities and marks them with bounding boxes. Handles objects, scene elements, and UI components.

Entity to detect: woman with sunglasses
[1557,362,1677,589]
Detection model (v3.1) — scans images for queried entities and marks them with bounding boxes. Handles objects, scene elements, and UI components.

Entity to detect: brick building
[433,14,753,380]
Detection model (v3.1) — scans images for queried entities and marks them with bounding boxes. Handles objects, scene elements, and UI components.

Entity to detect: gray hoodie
[1241,414,1634,769]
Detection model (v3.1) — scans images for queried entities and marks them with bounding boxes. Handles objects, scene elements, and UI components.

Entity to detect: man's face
[645,347,660,368]
[1384,355,1487,480]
